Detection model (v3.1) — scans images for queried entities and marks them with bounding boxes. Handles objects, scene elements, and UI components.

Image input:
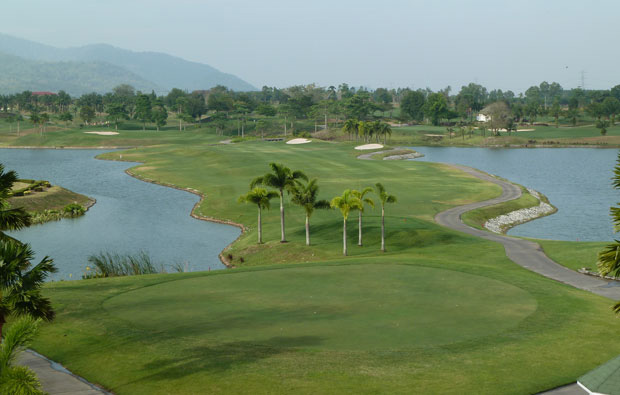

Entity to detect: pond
[2,149,240,281]
[411,146,619,241]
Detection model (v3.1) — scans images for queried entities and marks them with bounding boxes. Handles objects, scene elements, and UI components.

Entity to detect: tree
[330,190,363,256]
[400,90,426,121]
[290,179,330,246]
[550,99,561,128]
[0,316,44,394]
[598,153,620,313]
[481,101,511,135]
[0,164,31,241]
[257,104,277,117]
[38,113,49,135]
[238,187,278,244]
[79,105,96,124]
[423,93,449,126]
[135,94,152,131]
[0,240,57,340]
[342,119,359,141]
[596,119,610,136]
[352,187,374,246]
[375,183,397,252]
[377,122,392,144]
[106,103,129,131]
[152,105,168,131]
[251,163,307,243]
[58,111,73,127]
[603,97,620,125]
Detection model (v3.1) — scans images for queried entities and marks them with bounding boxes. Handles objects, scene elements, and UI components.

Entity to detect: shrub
[64,203,85,217]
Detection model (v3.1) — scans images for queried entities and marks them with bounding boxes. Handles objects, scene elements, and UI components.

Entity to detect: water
[410,147,619,241]
[1,149,240,280]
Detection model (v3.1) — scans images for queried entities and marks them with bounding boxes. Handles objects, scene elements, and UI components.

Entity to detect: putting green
[103,264,536,351]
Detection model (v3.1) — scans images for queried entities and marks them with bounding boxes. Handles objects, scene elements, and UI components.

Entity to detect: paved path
[17,350,108,394]
[435,164,620,300]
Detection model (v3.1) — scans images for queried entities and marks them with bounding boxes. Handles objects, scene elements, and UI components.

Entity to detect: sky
[2,0,619,93]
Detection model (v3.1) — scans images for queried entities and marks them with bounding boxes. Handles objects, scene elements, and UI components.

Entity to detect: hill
[0,52,158,95]
[0,33,256,94]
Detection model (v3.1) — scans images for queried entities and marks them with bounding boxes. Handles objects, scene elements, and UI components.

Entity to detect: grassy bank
[8,185,92,214]
[538,240,608,272]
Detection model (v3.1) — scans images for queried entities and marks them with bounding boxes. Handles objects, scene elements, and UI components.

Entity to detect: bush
[64,203,85,217]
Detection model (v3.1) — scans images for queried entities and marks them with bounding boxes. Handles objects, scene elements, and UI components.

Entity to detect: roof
[32,91,57,96]
[578,354,620,395]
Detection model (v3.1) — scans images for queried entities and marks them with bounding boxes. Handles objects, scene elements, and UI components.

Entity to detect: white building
[476,113,490,122]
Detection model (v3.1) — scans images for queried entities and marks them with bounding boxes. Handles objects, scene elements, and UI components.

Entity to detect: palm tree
[290,179,330,246]
[0,164,31,241]
[238,187,279,244]
[0,315,44,394]
[251,163,307,243]
[379,122,392,144]
[352,187,374,246]
[375,183,397,252]
[342,119,358,141]
[0,240,57,341]
[330,190,363,256]
[598,153,620,313]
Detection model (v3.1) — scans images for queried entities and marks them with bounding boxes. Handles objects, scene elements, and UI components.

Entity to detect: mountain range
[0,33,256,95]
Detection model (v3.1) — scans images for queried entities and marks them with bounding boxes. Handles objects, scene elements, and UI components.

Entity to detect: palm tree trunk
[381,206,386,252]
[343,217,347,256]
[279,190,286,242]
[305,214,310,246]
[358,211,363,246]
[258,206,262,244]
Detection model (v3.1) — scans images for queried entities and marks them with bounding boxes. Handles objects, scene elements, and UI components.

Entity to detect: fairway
[104,264,537,350]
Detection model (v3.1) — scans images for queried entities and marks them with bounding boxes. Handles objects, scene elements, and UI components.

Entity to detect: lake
[2,149,240,281]
[411,146,619,241]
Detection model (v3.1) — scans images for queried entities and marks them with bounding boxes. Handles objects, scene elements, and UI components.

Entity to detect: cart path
[435,164,620,300]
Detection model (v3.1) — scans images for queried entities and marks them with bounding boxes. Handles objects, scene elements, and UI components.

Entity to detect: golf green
[103,264,536,350]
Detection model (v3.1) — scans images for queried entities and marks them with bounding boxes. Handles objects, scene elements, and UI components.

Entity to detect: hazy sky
[2,0,619,93]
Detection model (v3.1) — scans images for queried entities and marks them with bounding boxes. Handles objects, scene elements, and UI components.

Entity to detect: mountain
[0,33,256,94]
[0,52,159,95]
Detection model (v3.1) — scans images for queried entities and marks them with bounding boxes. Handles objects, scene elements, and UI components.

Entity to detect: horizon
[3,0,619,93]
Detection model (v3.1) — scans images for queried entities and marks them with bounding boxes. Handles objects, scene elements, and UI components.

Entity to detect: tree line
[238,163,396,255]
[3,80,620,136]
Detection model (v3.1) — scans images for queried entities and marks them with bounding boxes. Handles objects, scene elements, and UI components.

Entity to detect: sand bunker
[355,144,384,150]
[424,134,444,137]
[286,138,311,145]
[84,131,119,136]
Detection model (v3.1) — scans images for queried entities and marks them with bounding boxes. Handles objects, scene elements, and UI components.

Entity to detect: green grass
[538,240,608,272]
[8,185,92,213]
[16,139,619,394]
[35,251,620,394]
[462,188,541,231]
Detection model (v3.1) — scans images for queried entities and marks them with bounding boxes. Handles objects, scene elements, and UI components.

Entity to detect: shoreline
[120,166,246,269]
[483,188,557,234]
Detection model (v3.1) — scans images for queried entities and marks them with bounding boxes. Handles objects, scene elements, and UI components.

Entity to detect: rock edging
[484,188,556,234]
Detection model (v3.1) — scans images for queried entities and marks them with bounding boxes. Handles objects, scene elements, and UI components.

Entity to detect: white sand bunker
[355,144,384,150]
[286,138,311,145]
[84,131,119,136]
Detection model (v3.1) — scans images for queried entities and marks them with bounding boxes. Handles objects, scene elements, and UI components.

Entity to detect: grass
[34,252,620,394]
[7,185,92,213]
[370,148,418,160]
[15,138,618,394]
[461,187,541,231]
[538,240,608,272]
